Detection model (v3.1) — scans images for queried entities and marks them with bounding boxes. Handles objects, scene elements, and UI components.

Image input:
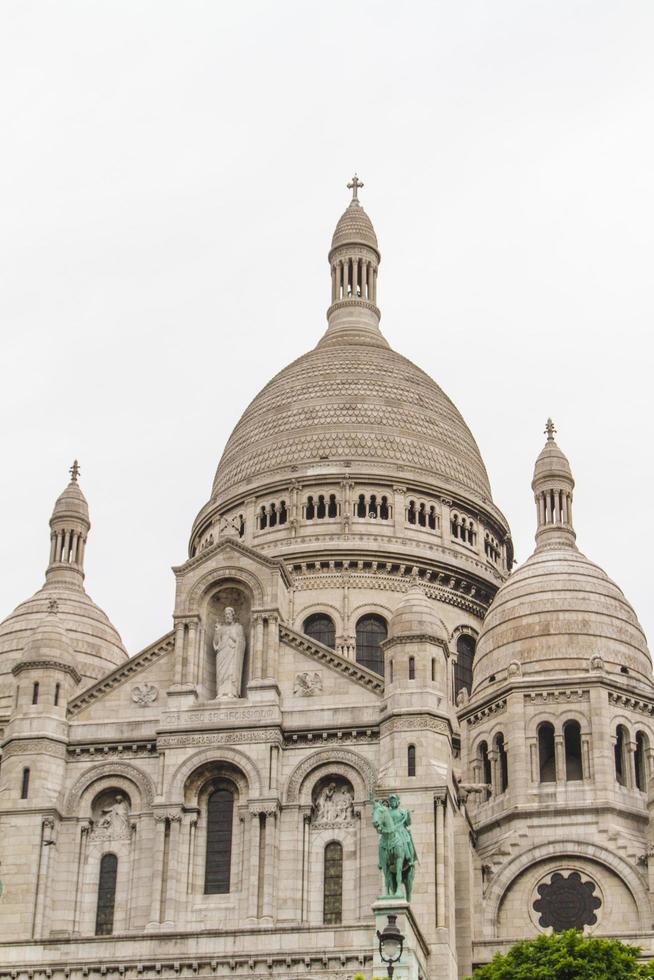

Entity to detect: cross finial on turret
[544,418,556,442]
[69,460,80,482]
[347,174,364,201]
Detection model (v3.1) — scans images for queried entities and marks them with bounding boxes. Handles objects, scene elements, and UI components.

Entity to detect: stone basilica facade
[0,181,652,979]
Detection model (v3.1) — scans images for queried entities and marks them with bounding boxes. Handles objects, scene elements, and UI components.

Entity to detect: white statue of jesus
[213,606,246,699]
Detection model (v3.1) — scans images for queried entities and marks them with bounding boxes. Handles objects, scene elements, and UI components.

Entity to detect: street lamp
[377,913,405,979]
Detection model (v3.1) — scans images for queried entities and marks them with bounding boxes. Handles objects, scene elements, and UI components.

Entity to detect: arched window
[279,500,288,524]
[408,744,416,777]
[564,720,583,781]
[54,683,61,706]
[418,503,426,527]
[428,506,437,530]
[303,613,336,650]
[538,723,556,782]
[356,494,366,518]
[379,496,390,520]
[407,500,416,525]
[479,741,491,788]
[268,502,277,527]
[454,634,475,699]
[368,494,378,518]
[355,614,387,676]
[95,853,118,936]
[317,495,326,519]
[305,496,315,520]
[635,731,649,791]
[32,682,39,705]
[615,725,628,786]
[20,767,30,799]
[258,505,268,530]
[408,656,415,680]
[205,787,234,894]
[323,841,343,924]
[495,733,508,792]
[328,494,338,518]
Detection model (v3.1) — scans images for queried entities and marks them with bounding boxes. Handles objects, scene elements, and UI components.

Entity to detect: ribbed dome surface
[473,546,652,690]
[212,343,492,502]
[18,608,77,674]
[0,584,127,688]
[389,586,448,642]
[331,200,379,251]
[52,480,89,522]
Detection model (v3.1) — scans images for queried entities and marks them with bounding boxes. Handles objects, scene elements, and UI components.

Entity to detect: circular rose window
[533,871,601,931]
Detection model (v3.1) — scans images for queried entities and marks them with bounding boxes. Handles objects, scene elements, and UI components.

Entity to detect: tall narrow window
[635,731,649,791]
[564,721,583,781]
[479,741,491,788]
[454,635,475,699]
[323,841,343,924]
[408,744,416,777]
[21,767,30,799]
[615,726,627,786]
[32,682,39,705]
[355,615,387,676]
[538,723,556,782]
[303,613,336,650]
[328,494,338,518]
[95,854,118,936]
[204,788,234,894]
[408,656,415,680]
[95,853,118,936]
[495,733,508,792]
[54,683,61,706]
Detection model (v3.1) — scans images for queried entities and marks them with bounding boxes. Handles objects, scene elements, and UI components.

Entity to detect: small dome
[51,469,90,525]
[16,602,78,676]
[389,585,448,643]
[532,434,574,487]
[473,547,652,691]
[0,584,127,689]
[331,200,379,252]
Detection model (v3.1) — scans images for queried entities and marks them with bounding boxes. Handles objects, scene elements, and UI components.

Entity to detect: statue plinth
[372,898,428,980]
[166,684,199,710]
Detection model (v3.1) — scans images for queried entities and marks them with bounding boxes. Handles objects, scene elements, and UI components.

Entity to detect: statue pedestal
[166,684,198,710]
[372,898,429,980]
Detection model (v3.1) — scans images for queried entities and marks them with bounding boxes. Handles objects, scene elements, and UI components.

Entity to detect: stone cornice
[12,659,81,683]
[179,534,293,587]
[280,624,384,695]
[67,632,175,716]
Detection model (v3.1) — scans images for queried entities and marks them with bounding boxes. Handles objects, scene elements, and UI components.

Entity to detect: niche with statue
[204,584,251,700]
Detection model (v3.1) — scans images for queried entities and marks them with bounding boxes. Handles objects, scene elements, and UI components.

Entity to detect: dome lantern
[532,420,576,551]
[320,175,388,350]
[46,460,90,588]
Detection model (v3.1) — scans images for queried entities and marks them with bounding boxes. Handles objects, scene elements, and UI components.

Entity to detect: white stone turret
[532,419,576,551]
[46,460,90,588]
[319,174,387,349]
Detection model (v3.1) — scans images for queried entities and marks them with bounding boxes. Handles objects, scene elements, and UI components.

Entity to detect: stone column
[247,808,262,920]
[164,811,183,925]
[250,614,264,681]
[264,615,280,680]
[72,820,91,934]
[173,620,186,686]
[626,740,637,790]
[554,733,565,782]
[434,795,446,928]
[581,733,592,780]
[148,815,167,927]
[488,748,499,797]
[184,620,199,686]
[393,486,406,535]
[33,817,56,938]
[261,806,278,921]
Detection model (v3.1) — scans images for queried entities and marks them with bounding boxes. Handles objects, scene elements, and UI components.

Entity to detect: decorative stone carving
[456,688,469,707]
[219,515,241,539]
[213,607,246,699]
[313,779,354,827]
[532,871,601,931]
[131,682,158,705]
[294,670,323,697]
[507,660,522,677]
[590,654,605,672]
[91,794,131,841]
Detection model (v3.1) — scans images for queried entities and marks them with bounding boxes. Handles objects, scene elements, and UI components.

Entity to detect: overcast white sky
[1,1,652,656]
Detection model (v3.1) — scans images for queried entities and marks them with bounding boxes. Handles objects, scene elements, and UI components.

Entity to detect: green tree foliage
[467,930,654,980]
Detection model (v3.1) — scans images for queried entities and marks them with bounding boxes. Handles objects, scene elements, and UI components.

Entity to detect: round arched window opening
[355,614,387,676]
[303,613,336,650]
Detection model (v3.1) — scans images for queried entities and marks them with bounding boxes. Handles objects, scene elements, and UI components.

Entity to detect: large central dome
[211,183,492,510]
[212,343,492,503]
